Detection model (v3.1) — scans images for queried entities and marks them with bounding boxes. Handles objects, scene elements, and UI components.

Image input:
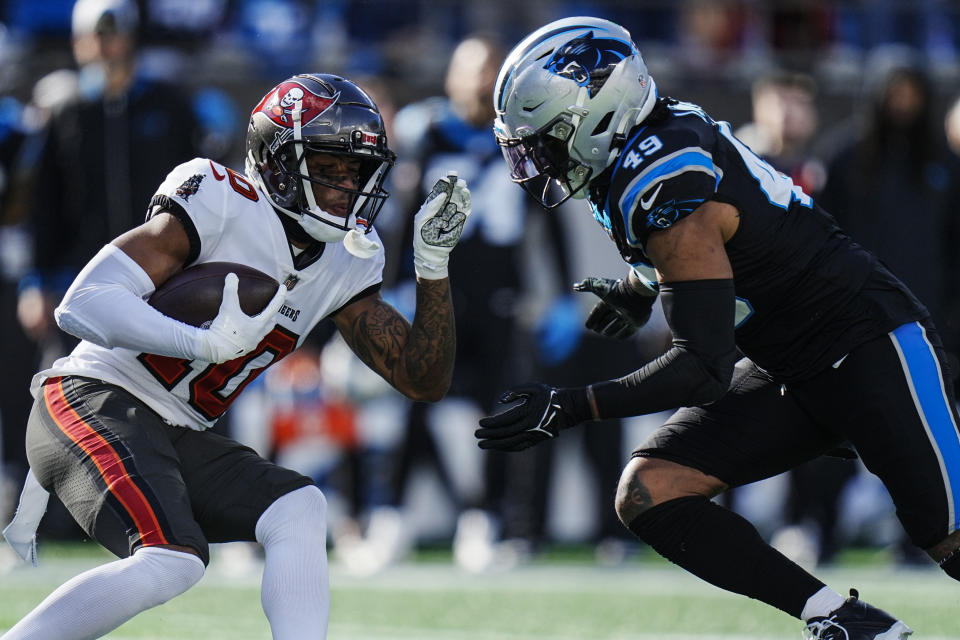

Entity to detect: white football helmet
[493,17,657,208]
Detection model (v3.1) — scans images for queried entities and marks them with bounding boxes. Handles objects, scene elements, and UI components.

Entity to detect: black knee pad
[941,549,960,581]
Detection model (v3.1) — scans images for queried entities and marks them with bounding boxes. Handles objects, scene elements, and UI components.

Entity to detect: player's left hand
[476,383,585,451]
[413,172,471,279]
[574,276,657,339]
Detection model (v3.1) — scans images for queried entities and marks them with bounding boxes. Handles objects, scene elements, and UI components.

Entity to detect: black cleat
[802,589,913,639]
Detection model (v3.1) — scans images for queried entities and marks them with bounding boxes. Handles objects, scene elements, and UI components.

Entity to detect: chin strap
[292,100,321,215]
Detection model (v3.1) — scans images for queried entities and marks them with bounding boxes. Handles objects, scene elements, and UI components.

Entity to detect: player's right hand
[476,383,582,451]
[574,276,657,339]
[196,273,286,363]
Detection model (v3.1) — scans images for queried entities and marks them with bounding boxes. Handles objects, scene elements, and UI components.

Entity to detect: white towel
[2,468,49,566]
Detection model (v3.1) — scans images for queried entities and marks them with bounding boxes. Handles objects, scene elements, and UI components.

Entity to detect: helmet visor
[496,117,589,208]
[498,116,573,179]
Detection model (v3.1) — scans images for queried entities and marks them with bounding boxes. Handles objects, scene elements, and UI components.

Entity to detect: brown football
[148,262,280,328]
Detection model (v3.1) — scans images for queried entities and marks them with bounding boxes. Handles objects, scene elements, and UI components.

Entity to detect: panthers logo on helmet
[543,31,634,97]
[252,80,339,128]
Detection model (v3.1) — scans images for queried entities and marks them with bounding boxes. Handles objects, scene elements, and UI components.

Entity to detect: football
[148,262,280,328]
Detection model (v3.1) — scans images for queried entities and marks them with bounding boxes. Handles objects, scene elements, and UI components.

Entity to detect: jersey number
[717,122,811,209]
[226,168,258,202]
[210,159,259,202]
[137,325,298,421]
[623,135,663,170]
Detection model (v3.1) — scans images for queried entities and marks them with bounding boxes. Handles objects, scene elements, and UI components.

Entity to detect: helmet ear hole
[591,111,614,136]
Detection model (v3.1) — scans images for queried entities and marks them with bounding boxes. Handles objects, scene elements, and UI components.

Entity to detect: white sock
[256,486,330,640]
[801,586,847,621]
[2,546,204,640]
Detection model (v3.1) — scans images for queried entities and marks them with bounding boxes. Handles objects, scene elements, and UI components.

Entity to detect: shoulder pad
[609,123,718,247]
[152,158,263,245]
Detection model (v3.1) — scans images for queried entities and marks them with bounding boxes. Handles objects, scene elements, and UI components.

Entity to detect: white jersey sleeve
[147,157,254,264]
[35,157,387,431]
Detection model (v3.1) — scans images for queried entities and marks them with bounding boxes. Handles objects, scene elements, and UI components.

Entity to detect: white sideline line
[328,629,960,640]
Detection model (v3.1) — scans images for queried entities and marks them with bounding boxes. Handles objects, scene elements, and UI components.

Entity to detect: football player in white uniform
[2,73,470,640]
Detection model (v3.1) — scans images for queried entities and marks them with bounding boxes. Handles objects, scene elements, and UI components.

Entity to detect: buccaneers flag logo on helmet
[252,80,340,128]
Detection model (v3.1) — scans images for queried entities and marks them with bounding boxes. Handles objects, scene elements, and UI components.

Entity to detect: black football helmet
[244,73,396,243]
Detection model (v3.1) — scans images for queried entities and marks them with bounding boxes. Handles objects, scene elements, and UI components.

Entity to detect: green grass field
[1,543,958,639]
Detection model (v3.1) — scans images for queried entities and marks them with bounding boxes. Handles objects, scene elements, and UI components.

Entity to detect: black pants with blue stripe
[637,318,960,550]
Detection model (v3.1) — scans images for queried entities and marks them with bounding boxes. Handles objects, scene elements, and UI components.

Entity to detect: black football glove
[573,276,657,339]
[476,383,590,451]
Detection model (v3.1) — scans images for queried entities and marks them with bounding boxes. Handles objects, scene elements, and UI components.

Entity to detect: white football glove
[194,273,287,363]
[413,173,471,279]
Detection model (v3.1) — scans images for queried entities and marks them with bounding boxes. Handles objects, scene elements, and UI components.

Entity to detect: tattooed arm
[332,173,467,401]
[332,278,455,402]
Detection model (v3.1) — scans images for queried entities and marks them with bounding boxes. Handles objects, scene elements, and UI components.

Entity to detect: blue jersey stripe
[621,151,715,215]
[891,321,960,534]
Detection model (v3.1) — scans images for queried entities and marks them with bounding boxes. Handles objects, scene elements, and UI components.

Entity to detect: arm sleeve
[54,244,203,359]
[588,279,738,419]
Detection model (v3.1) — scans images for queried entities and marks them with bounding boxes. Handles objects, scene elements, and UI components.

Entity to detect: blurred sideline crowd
[3,0,960,575]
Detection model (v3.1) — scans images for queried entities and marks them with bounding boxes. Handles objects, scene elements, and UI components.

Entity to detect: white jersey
[33,157,384,430]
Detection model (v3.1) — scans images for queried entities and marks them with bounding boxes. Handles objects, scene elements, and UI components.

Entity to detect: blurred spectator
[735,71,826,195]
[16,0,203,368]
[818,51,960,564]
[0,68,82,536]
[0,93,31,526]
[133,0,239,162]
[0,97,28,223]
[819,52,960,357]
[345,34,578,572]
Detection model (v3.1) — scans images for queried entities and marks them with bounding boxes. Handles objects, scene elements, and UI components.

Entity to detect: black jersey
[589,98,927,381]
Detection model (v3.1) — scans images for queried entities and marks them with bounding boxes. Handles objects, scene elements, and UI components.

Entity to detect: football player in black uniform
[479,16,960,640]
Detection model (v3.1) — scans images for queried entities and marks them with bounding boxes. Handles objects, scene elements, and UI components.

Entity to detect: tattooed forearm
[404,277,455,390]
[340,278,455,401]
[344,300,409,388]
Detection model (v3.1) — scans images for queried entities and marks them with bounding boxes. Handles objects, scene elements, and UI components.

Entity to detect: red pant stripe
[43,377,169,546]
